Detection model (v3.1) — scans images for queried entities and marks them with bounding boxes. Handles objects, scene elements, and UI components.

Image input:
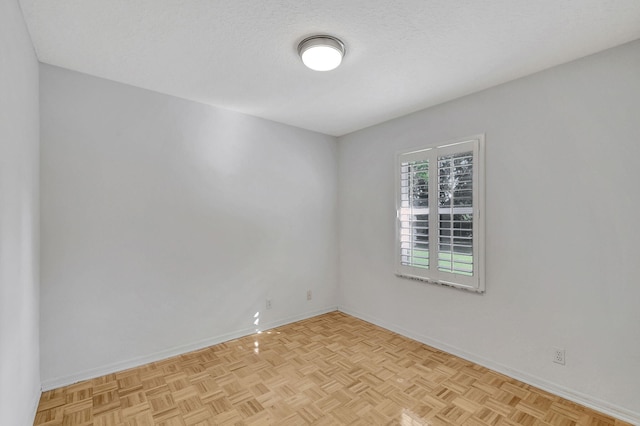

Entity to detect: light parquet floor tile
[34,312,632,426]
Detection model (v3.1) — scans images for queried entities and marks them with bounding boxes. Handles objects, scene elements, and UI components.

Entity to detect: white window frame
[395,135,485,293]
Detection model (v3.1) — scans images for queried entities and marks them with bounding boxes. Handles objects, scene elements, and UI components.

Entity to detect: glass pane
[437,152,473,276]
[399,160,430,269]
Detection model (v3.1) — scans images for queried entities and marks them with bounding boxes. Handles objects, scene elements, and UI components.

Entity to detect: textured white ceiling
[19,0,640,136]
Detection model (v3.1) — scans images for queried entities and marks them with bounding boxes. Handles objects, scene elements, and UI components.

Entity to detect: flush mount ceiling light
[297,35,345,71]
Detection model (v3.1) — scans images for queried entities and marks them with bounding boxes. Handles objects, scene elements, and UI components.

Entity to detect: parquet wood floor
[34,312,631,426]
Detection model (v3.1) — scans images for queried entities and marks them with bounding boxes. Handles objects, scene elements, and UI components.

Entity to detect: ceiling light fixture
[298,35,345,71]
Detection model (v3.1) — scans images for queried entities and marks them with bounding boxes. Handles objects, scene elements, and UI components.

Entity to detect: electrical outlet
[266,299,272,310]
[306,290,312,301]
[553,348,565,365]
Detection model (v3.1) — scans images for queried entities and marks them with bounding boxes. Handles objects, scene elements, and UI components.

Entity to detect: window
[396,135,485,292]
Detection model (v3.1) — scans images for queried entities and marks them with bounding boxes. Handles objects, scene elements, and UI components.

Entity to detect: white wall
[338,40,640,422]
[0,0,41,424]
[40,64,338,388]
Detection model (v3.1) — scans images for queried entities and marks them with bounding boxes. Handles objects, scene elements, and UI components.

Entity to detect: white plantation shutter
[396,136,484,292]
[399,156,430,269]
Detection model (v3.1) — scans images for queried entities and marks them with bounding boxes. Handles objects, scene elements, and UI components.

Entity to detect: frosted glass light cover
[301,45,343,71]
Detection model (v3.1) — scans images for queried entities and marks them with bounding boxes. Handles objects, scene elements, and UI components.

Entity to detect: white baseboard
[41,306,338,391]
[338,306,640,425]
